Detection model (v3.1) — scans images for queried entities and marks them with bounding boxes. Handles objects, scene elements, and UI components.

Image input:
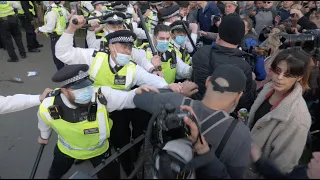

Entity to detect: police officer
[37,64,158,179]
[35,1,67,70]
[137,24,192,84]
[16,1,42,53]
[79,1,94,48]
[86,12,156,73]
[0,1,26,62]
[89,1,108,40]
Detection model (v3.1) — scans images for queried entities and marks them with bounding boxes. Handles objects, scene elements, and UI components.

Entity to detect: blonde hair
[291,4,302,10]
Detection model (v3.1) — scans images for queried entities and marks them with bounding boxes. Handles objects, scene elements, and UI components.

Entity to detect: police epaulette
[46,89,61,98]
[130,60,137,65]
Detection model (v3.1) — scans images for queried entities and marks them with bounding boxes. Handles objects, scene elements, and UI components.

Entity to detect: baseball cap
[210,64,247,93]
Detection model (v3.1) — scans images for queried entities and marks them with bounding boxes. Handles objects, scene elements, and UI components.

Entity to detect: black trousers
[109,108,151,177]
[50,35,65,70]
[48,144,119,179]
[0,15,26,59]
[18,15,39,50]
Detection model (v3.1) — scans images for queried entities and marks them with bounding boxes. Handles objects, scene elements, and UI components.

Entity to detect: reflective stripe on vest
[144,43,177,84]
[16,1,24,14]
[173,45,191,65]
[44,7,66,35]
[39,88,111,160]
[28,1,35,16]
[89,52,136,90]
[0,1,15,18]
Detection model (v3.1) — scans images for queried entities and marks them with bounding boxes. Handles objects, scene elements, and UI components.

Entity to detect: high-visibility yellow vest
[0,1,15,18]
[80,1,90,17]
[44,6,67,35]
[16,1,35,16]
[89,52,137,90]
[89,12,104,39]
[172,45,191,65]
[39,88,112,160]
[145,11,155,32]
[138,43,177,84]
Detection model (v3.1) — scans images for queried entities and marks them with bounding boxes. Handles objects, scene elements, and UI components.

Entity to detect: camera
[152,103,196,146]
[277,29,320,60]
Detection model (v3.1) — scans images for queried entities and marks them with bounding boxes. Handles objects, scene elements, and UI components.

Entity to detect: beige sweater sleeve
[203,32,218,41]
[269,112,311,173]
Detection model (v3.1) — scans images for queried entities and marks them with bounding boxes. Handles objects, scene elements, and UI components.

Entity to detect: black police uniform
[0,2,26,62]
[46,64,119,179]
[19,1,42,52]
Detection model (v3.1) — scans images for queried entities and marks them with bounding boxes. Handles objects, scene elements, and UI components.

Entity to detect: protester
[243,48,312,178]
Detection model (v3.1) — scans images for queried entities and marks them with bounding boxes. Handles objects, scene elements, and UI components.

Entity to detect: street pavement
[0,33,95,179]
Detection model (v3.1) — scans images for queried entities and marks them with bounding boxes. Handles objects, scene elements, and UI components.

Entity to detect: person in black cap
[88,1,108,39]
[133,64,251,179]
[169,20,197,66]
[192,13,256,112]
[37,64,159,179]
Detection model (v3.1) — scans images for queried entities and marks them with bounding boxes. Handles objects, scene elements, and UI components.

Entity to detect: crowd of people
[1,0,320,179]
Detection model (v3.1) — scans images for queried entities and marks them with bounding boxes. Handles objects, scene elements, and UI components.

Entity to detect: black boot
[7,57,19,62]
[28,48,41,53]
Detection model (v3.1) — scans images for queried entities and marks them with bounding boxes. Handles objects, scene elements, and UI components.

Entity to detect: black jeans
[109,108,151,177]
[0,15,26,59]
[50,35,65,70]
[18,15,39,50]
[47,144,119,179]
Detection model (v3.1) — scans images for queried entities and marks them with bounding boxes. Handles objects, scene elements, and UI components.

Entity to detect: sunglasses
[264,1,272,4]
[270,67,297,78]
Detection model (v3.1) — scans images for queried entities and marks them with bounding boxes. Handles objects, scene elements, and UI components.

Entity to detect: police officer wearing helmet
[86,11,157,73]
[0,1,27,62]
[35,1,67,70]
[37,64,159,179]
[16,1,43,53]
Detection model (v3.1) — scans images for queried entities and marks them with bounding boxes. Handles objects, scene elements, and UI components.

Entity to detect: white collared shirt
[38,3,59,33]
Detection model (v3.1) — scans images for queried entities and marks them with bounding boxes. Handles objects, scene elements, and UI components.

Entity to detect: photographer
[134,64,252,178]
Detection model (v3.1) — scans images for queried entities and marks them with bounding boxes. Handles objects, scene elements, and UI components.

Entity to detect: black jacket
[192,45,256,111]
[21,1,37,21]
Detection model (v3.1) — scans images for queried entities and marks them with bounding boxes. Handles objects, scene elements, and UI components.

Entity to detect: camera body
[152,103,195,146]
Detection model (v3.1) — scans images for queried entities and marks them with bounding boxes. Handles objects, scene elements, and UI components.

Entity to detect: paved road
[0,33,95,179]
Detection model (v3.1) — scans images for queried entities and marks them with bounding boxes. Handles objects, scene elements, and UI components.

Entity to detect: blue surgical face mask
[174,35,186,46]
[156,40,169,53]
[114,46,131,66]
[101,6,107,13]
[73,86,93,104]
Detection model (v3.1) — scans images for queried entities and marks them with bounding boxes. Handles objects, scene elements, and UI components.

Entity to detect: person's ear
[205,76,211,89]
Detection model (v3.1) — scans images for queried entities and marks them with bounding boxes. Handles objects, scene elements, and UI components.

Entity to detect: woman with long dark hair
[244,48,312,178]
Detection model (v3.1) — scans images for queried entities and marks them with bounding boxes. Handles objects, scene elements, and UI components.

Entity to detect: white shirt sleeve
[0,94,40,115]
[37,110,52,139]
[86,30,101,49]
[132,22,147,40]
[176,54,192,79]
[132,48,154,71]
[55,32,95,66]
[83,1,94,12]
[100,86,136,112]
[185,33,198,53]
[38,11,57,33]
[10,1,19,9]
[133,65,168,88]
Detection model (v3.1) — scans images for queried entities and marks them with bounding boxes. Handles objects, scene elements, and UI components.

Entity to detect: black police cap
[103,11,126,24]
[92,1,106,6]
[52,64,93,89]
[159,5,180,20]
[105,30,137,46]
[170,20,189,32]
[111,1,129,11]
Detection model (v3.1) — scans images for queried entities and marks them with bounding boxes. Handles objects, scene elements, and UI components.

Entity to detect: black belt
[0,15,15,20]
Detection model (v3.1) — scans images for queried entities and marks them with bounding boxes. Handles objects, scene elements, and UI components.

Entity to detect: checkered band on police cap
[60,71,89,87]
